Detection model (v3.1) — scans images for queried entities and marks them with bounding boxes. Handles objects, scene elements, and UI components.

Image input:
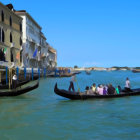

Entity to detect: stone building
[15,10,42,68]
[0,3,22,67]
[39,32,49,68]
[48,46,57,68]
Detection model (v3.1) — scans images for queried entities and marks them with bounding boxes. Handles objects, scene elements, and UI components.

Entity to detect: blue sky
[2,0,140,67]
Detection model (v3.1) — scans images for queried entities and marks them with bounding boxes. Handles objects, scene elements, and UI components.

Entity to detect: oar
[75,78,80,92]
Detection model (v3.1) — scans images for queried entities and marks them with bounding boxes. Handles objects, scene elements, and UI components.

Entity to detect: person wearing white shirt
[12,74,17,89]
[125,77,132,92]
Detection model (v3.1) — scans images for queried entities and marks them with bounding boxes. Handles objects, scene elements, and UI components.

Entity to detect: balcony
[28,53,37,60]
[10,42,15,48]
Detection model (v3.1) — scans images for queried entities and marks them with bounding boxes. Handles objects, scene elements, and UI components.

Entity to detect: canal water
[0,71,140,140]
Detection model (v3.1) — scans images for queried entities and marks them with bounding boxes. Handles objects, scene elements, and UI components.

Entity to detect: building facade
[0,3,22,67]
[48,46,57,68]
[39,32,49,68]
[15,10,42,68]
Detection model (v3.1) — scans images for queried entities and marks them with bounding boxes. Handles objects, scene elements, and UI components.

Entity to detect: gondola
[0,81,39,97]
[0,80,30,89]
[54,83,140,100]
[85,70,91,75]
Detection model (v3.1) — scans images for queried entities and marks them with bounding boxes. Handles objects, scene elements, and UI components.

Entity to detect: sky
[1,0,140,67]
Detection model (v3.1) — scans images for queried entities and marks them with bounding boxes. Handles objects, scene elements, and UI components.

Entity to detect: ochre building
[0,3,22,67]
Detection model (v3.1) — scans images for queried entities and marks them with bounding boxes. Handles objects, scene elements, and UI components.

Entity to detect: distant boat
[132,69,140,73]
[85,70,91,75]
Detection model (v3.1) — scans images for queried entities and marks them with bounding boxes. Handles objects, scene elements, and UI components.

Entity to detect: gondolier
[125,77,132,92]
[68,74,76,92]
[12,73,17,89]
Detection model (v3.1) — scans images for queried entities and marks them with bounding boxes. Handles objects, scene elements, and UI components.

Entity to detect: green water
[0,71,140,140]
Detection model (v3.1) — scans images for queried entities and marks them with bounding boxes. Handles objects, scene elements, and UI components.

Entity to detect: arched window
[10,32,12,43]
[10,49,14,62]
[20,37,22,46]
[9,16,12,26]
[1,11,4,22]
[20,50,22,63]
[0,28,1,42]
[20,22,22,32]
[2,29,4,42]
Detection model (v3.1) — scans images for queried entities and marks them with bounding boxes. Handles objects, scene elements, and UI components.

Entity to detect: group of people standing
[69,75,131,95]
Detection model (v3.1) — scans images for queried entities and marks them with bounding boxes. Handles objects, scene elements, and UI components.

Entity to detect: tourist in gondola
[98,85,103,95]
[116,85,122,94]
[116,86,119,94]
[96,84,100,94]
[68,74,76,92]
[103,87,107,95]
[92,83,96,93]
[85,86,89,94]
[118,85,122,93]
[89,87,93,94]
[108,84,115,94]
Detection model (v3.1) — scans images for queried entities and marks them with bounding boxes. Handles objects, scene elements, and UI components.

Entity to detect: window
[0,28,1,41]
[9,16,12,26]
[20,50,22,63]
[10,49,13,62]
[20,37,22,46]
[10,32,12,43]
[0,28,5,43]
[20,22,22,32]
[1,11,4,22]
[2,29,4,42]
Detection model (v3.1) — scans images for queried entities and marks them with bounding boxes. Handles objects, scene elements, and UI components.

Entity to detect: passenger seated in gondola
[96,84,100,94]
[103,87,107,95]
[108,84,115,94]
[85,86,89,94]
[118,85,122,93]
[105,85,108,93]
[89,87,94,95]
[116,85,122,94]
[92,83,96,93]
[85,86,95,95]
[98,85,103,95]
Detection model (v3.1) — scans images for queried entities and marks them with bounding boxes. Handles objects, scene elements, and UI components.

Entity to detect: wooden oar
[75,78,80,92]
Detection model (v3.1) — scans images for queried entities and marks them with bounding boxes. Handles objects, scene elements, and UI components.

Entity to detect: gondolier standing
[12,73,17,89]
[69,74,76,92]
[125,77,132,92]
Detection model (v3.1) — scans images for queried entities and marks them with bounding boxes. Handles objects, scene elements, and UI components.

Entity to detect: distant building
[48,46,57,68]
[0,2,57,69]
[93,67,106,71]
[15,10,42,68]
[39,32,49,68]
[0,3,22,67]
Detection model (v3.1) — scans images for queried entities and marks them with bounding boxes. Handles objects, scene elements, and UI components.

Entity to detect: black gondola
[85,70,91,75]
[54,83,140,100]
[0,81,39,97]
[0,80,30,89]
